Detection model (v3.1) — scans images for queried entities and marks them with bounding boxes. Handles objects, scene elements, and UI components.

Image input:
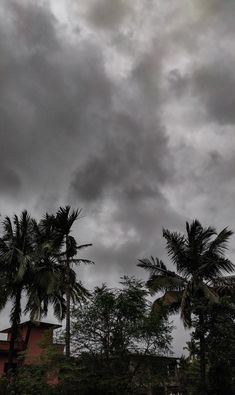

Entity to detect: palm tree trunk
[8,289,22,371]
[65,258,71,358]
[199,312,207,395]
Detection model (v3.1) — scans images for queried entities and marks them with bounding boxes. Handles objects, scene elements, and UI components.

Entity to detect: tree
[0,211,35,370]
[52,206,93,357]
[138,220,235,394]
[69,277,173,394]
[203,299,235,394]
[27,212,91,324]
[0,209,90,371]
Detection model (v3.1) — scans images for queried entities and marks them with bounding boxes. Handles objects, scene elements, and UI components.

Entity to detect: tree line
[0,208,234,394]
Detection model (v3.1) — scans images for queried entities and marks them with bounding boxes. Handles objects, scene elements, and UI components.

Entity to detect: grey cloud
[165,1,235,127]
[193,64,235,125]
[200,0,235,37]
[0,165,21,195]
[71,45,170,204]
[167,62,235,126]
[0,1,113,201]
[8,1,58,50]
[167,69,189,98]
[86,0,130,30]
[71,113,170,203]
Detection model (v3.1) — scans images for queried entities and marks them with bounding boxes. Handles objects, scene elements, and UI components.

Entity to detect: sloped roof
[0,321,61,333]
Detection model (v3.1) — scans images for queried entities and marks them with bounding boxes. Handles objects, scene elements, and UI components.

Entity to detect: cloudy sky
[0,0,235,354]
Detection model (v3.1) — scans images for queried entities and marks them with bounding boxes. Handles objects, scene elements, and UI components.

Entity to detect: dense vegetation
[0,209,234,394]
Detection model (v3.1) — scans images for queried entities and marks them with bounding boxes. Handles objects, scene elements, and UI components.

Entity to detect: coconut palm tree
[28,214,90,324]
[52,206,93,357]
[138,220,235,394]
[0,210,87,370]
[0,211,34,369]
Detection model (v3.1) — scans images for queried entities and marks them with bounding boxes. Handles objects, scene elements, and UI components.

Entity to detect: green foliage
[138,220,235,393]
[138,220,234,327]
[0,365,50,395]
[0,207,91,367]
[57,277,173,394]
[70,276,172,358]
[205,300,235,394]
[181,298,235,395]
[180,358,201,395]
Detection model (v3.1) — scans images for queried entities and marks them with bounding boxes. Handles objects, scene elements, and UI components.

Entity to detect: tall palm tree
[138,220,235,394]
[25,215,67,322]
[27,214,90,325]
[0,210,86,370]
[0,211,34,369]
[53,206,93,357]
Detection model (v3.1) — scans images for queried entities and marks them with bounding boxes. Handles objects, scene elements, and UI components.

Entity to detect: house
[0,321,64,377]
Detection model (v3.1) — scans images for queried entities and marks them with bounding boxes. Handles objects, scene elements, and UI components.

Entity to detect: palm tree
[28,214,90,325]
[0,211,34,370]
[0,210,87,370]
[24,215,67,322]
[53,206,93,357]
[138,220,235,394]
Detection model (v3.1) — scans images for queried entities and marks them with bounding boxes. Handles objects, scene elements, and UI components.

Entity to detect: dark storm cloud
[0,165,21,195]
[0,0,113,204]
[166,0,235,127]
[86,0,130,30]
[168,60,235,126]
[193,64,235,125]
[0,0,176,277]
[71,112,170,202]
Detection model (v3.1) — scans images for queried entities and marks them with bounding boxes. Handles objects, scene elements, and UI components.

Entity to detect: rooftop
[0,321,62,334]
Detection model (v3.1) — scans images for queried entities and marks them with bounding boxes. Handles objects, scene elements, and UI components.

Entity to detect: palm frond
[76,243,92,250]
[59,258,94,265]
[55,206,82,234]
[2,216,14,240]
[152,290,182,316]
[138,257,168,274]
[199,284,219,304]
[162,229,189,275]
[187,220,216,248]
[197,255,235,279]
[208,227,234,255]
[212,275,235,297]
[71,281,91,304]
[147,274,185,294]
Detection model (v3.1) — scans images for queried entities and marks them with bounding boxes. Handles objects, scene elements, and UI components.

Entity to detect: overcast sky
[0,0,235,355]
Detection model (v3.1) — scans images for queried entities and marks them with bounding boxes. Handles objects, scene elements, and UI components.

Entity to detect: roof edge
[0,320,62,333]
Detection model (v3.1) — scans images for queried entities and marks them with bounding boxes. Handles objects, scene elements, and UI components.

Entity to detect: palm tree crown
[138,220,234,326]
[138,220,235,394]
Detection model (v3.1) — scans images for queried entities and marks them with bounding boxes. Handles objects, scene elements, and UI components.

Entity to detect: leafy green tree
[178,357,201,395]
[204,299,235,394]
[69,277,172,394]
[0,365,50,395]
[138,220,235,394]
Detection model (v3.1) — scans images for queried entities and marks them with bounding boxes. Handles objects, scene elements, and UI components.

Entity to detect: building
[0,321,63,378]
